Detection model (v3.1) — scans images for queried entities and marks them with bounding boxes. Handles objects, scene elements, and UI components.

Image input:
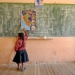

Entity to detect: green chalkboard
[0,3,75,37]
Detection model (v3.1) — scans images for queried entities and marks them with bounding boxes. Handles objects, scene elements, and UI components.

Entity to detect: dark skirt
[13,49,29,63]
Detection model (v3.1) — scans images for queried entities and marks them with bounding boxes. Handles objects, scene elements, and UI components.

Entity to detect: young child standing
[13,28,29,71]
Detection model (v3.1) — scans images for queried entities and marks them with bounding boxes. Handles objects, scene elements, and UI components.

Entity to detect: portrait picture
[35,0,43,8]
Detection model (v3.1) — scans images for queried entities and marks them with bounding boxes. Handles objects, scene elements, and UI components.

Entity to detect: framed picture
[35,0,43,8]
[21,10,36,31]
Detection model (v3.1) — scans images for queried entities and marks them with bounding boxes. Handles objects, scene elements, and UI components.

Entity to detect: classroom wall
[0,37,75,64]
[0,0,75,4]
[0,0,75,64]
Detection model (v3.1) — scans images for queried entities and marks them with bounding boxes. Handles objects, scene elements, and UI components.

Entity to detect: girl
[13,28,29,71]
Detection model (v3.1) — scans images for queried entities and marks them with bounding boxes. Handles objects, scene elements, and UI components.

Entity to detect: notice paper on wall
[35,0,44,8]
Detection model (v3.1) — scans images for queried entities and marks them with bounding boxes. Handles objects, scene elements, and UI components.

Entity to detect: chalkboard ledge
[28,37,53,40]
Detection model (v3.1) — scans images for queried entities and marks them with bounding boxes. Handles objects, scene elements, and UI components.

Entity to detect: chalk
[44,36,46,39]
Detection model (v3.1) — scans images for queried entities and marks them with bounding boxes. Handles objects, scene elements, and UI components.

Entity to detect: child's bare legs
[17,63,25,71]
[17,63,20,69]
[22,62,26,71]
[22,63,24,69]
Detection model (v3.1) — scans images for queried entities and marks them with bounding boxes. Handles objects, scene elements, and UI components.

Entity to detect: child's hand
[23,28,26,31]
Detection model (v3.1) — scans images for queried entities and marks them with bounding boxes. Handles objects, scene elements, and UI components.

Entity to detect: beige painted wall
[0,0,75,64]
[0,0,75,4]
[0,37,75,64]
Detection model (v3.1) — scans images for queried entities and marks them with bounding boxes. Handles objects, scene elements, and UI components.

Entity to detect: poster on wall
[35,0,43,8]
[21,10,36,31]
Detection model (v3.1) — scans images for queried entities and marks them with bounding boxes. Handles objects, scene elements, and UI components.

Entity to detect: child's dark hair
[18,33,24,40]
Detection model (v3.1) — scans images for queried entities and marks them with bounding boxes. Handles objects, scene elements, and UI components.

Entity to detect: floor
[0,62,75,75]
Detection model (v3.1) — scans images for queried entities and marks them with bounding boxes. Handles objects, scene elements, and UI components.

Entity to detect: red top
[14,31,28,52]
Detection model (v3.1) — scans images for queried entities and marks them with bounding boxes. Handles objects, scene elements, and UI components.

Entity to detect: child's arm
[14,40,19,52]
[23,28,28,39]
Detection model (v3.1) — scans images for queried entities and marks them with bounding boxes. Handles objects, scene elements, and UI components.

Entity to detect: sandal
[21,67,26,72]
